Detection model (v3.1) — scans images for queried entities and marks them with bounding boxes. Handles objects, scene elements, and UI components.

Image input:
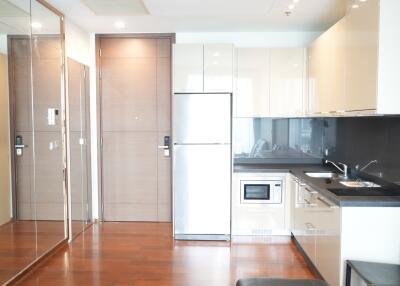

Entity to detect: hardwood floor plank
[17,222,317,285]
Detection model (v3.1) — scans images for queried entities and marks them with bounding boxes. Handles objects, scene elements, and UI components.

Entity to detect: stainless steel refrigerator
[173,93,231,241]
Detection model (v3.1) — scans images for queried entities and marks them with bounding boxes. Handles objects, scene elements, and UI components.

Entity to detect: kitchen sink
[339,181,381,188]
[305,172,337,178]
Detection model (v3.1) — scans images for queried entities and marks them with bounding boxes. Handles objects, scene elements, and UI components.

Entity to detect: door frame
[95,33,175,221]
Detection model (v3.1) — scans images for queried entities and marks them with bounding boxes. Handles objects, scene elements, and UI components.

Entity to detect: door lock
[157,136,171,157]
[15,135,27,156]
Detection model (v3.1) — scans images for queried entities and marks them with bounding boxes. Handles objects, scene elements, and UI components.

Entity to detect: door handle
[158,145,169,149]
[15,144,28,148]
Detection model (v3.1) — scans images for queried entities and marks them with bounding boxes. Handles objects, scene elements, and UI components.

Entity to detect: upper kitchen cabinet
[269,48,306,117]
[308,0,400,115]
[173,44,204,93]
[204,44,234,93]
[173,43,233,93]
[235,48,270,117]
[309,19,346,115]
[345,0,378,112]
[235,47,306,117]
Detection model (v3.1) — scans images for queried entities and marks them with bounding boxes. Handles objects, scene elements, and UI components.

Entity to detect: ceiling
[47,0,347,33]
[0,0,60,35]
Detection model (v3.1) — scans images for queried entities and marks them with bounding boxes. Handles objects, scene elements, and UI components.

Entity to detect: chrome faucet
[356,160,378,172]
[325,160,349,178]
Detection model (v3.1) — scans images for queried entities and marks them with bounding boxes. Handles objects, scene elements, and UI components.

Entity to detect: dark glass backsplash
[234,116,400,184]
[233,118,327,164]
[325,116,400,185]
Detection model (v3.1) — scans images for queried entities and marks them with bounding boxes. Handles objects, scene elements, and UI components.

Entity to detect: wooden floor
[0,220,66,285]
[17,222,317,286]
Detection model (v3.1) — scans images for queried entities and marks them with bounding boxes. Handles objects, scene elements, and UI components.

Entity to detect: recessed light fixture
[114,21,125,29]
[293,0,300,3]
[288,4,295,10]
[31,22,42,29]
[352,4,359,8]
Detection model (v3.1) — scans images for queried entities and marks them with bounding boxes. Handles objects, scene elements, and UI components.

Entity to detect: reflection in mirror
[233,118,325,164]
[0,0,35,284]
[0,0,67,284]
[30,0,66,257]
[68,58,92,238]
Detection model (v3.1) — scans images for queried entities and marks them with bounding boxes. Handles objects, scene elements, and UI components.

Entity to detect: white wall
[176,32,321,47]
[0,35,7,54]
[89,33,98,220]
[65,21,91,66]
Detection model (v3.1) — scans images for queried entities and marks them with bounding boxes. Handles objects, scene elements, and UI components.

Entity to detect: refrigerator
[173,93,231,241]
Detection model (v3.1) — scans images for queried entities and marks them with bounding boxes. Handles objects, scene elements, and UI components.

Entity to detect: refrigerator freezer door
[173,144,231,238]
[173,93,231,144]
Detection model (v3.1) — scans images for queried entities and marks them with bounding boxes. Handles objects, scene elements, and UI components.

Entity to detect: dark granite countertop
[234,163,400,207]
[347,260,400,286]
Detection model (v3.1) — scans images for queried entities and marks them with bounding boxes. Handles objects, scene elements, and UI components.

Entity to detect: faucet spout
[325,160,349,178]
[356,160,378,172]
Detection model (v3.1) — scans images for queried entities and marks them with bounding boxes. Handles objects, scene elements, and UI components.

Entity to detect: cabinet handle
[304,198,317,206]
[305,222,316,230]
[304,187,317,194]
[317,196,338,209]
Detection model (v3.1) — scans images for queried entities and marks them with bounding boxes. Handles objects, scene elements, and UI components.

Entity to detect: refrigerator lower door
[173,144,231,240]
[173,93,231,144]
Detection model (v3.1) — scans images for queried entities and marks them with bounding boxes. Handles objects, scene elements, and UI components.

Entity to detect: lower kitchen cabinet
[290,174,400,286]
[315,196,341,286]
[292,179,341,286]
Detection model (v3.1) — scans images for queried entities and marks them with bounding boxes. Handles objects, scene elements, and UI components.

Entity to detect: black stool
[236,278,329,286]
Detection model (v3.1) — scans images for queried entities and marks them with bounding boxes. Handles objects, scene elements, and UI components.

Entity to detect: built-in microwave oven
[240,180,282,204]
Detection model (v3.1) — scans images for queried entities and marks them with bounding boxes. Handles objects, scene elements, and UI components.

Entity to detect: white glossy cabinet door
[345,0,378,112]
[308,33,332,115]
[293,185,317,265]
[235,48,270,117]
[269,48,305,117]
[329,18,347,114]
[315,196,341,286]
[173,44,204,93]
[204,44,233,93]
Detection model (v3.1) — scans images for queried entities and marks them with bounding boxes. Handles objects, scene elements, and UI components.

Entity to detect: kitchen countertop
[234,163,400,207]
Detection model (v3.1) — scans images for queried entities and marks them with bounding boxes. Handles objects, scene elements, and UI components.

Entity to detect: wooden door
[99,37,172,222]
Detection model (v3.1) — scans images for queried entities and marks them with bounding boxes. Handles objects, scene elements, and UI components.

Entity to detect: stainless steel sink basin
[305,172,337,178]
[339,181,381,188]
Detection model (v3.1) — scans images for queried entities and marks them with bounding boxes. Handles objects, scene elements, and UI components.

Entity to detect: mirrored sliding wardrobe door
[30,0,67,257]
[68,58,92,238]
[0,0,68,284]
[0,0,36,283]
